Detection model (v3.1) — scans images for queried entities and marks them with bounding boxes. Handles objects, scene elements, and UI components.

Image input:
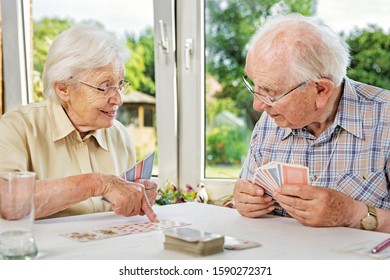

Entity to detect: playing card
[252,161,309,199]
[253,172,274,195]
[62,230,117,242]
[164,227,224,242]
[140,152,155,179]
[124,152,155,181]
[266,163,282,187]
[260,168,279,189]
[281,163,309,185]
[109,220,188,234]
[103,152,155,202]
[164,228,225,256]
[253,161,281,194]
[61,219,190,242]
[223,236,261,250]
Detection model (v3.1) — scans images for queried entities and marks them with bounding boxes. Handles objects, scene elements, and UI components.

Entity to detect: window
[117,105,138,127]
[144,107,155,127]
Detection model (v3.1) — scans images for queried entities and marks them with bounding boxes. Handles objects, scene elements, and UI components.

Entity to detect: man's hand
[273,184,361,227]
[233,179,275,218]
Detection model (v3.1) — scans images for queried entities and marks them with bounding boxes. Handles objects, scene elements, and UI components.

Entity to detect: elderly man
[233,14,390,233]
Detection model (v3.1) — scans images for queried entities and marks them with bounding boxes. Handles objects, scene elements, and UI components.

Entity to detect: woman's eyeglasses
[73,78,131,96]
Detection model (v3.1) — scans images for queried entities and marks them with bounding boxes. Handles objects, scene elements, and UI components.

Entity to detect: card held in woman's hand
[102,152,155,203]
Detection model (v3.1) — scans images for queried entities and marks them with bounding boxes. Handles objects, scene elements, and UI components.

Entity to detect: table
[34,202,390,260]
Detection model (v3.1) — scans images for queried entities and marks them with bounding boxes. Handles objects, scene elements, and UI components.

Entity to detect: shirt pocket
[336,171,388,205]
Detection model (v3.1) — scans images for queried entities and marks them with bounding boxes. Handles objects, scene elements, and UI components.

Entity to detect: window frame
[176,0,235,197]
[153,0,180,188]
[1,0,32,112]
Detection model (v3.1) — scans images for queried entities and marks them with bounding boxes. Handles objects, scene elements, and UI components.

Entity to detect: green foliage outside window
[124,27,155,95]
[206,126,251,165]
[345,25,390,90]
[33,17,75,102]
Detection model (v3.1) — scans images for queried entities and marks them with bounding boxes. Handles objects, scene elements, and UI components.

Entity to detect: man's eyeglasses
[74,78,131,96]
[242,75,306,106]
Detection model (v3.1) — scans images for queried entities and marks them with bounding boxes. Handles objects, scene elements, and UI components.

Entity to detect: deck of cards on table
[163,227,225,256]
[252,162,309,197]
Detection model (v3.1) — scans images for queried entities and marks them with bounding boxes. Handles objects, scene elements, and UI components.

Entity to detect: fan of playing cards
[122,151,155,182]
[102,152,155,203]
[252,162,309,197]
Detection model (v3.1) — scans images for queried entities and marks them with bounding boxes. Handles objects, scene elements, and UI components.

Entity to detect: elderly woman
[0,24,158,221]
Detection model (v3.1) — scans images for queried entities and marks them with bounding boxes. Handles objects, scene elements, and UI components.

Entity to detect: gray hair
[42,24,130,101]
[248,14,350,86]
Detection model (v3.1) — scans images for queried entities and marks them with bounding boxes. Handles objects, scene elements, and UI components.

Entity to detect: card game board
[62,219,190,242]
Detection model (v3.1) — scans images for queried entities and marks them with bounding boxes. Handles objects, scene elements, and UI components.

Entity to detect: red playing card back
[281,164,309,185]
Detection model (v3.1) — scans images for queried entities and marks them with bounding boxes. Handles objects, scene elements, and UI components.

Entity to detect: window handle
[185,39,193,70]
[158,19,169,53]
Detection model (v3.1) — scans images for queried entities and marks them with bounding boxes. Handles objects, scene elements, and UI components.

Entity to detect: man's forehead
[246,48,289,79]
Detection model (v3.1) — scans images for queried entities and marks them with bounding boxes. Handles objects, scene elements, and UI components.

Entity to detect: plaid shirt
[240,78,390,216]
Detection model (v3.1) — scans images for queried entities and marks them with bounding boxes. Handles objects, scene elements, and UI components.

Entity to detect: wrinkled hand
[273,184,357,227]
[135,179,158,217]
[233,179,275,218]
[136,179,158,205]
[99,175,158,222]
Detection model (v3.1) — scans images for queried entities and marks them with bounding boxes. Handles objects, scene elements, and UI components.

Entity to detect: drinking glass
[0,172,38,260]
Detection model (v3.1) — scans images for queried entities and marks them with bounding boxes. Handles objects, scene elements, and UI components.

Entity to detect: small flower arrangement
[155,180,197,205]
[155,180,235,208]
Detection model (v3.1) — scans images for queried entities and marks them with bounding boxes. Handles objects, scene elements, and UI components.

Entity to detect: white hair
[42,24,130,101]
[248,14,350,86]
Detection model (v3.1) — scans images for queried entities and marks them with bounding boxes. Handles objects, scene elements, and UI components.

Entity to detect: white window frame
[175,0,234,198]
[153,0,179,188]
[1,0,32,112]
